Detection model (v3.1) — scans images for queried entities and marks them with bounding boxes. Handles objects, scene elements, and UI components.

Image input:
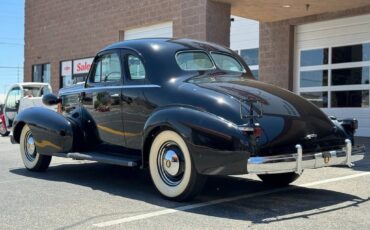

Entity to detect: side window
[90,53,121,83]
[128,55,146,80]
[5,88,21,110]
[93,61,102,83]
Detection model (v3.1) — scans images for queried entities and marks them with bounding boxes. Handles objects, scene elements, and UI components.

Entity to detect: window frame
[175,50,216,72]
[209,51,246,73]
[86,49,123,87]
[32,63,51,83]
[122,49,149,85]
[4,86,21,111]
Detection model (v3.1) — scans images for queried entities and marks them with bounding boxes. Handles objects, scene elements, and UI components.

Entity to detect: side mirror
[42,94,61,106]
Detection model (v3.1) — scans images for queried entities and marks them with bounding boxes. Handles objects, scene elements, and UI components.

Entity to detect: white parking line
[93,171,370,228]
[262,199,362,222]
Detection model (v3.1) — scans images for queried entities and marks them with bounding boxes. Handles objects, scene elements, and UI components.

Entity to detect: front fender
[13,107,74,154]
[143,106,251,175]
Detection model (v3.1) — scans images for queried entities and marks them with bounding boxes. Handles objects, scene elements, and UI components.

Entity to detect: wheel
[149,130,205,201]
[258,172,301,186]
[20,125,51,171]
[0,120,9,137]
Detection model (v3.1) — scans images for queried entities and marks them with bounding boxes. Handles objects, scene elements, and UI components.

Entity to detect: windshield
[210,53,245,73]
[23,86,51,97]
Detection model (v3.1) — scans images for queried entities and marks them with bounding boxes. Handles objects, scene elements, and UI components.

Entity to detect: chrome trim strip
[248,139,366,175]
[60,84,161,95]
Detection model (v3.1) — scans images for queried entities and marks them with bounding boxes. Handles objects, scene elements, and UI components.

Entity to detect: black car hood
[190,77,347,155]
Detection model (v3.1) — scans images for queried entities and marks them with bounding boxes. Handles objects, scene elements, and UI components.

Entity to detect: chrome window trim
[59,84,161,96]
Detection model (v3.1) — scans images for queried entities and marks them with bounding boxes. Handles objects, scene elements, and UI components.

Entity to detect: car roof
[13,82,50,87]
[8,83,51,91]
[100,38,233,54]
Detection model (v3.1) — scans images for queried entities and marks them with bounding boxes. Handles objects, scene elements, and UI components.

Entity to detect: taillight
[239,123,263,137]
[253,126,262,138]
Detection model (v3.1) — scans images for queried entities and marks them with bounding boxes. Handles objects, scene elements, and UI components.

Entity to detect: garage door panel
[298,24,370,44]
[296,14,370,33]
[124,22,173,40]
[230,16,259,50]
[323,108,370,136]
[298,33,370,50]
[295,14,370,137]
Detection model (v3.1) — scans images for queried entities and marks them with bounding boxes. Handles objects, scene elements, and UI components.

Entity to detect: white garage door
[295,14,370,137]
[124,22,173,40]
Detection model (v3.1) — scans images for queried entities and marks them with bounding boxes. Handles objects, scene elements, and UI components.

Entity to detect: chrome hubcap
[163,149,180,176]
[24,131,36,161]
[157,141,185,186]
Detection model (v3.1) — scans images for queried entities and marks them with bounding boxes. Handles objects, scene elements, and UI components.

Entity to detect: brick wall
[259,5,370,90]
[24,0,231,91]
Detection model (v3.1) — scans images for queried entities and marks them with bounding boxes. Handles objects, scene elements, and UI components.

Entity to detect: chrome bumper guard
[248,139,366,175]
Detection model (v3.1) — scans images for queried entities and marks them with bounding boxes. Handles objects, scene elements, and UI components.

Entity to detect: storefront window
[32,64,51,83]
[61,60,73,88]
[60,58,93,88]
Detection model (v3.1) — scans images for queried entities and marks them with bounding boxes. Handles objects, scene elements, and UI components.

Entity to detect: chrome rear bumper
[248,139,366,175]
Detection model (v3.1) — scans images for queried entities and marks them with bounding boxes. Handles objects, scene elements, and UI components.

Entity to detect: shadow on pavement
[9,160,369,225]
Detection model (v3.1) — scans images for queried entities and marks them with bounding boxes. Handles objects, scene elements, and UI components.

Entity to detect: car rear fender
[12,107,74,154]
[142,106,251,175]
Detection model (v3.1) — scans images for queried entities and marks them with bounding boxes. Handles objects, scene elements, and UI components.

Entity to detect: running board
[66,152,140,167]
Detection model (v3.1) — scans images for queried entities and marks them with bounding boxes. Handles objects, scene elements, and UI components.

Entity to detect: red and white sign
[73,57,93,74]
[61,61,72,76]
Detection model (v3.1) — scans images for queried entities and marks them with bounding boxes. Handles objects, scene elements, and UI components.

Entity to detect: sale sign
[73,57,94,74]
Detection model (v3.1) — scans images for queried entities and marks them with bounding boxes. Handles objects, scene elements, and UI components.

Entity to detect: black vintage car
[11,38,365,201]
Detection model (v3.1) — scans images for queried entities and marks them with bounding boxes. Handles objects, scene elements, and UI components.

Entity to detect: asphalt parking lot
[0,136,369,230]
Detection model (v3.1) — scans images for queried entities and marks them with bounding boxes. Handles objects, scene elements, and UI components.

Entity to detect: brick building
[24,0,370,136]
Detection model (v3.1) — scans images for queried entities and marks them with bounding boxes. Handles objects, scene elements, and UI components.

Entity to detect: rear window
[210,53,245,73]
[175,51,214,71]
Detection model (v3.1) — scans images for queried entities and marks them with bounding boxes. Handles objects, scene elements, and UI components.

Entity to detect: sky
[0,0,24,98]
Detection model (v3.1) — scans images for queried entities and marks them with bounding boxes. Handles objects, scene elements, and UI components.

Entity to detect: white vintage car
[0,83,55,136]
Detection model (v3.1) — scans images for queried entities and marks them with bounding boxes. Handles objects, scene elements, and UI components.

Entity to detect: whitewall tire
[149,130,205,201]
[20,125,51,172]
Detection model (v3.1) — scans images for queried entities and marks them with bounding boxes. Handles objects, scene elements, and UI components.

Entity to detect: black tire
[149,130,205,201]
[258,172,301,186]
[0,120,9,137]
[20,125,51,172]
